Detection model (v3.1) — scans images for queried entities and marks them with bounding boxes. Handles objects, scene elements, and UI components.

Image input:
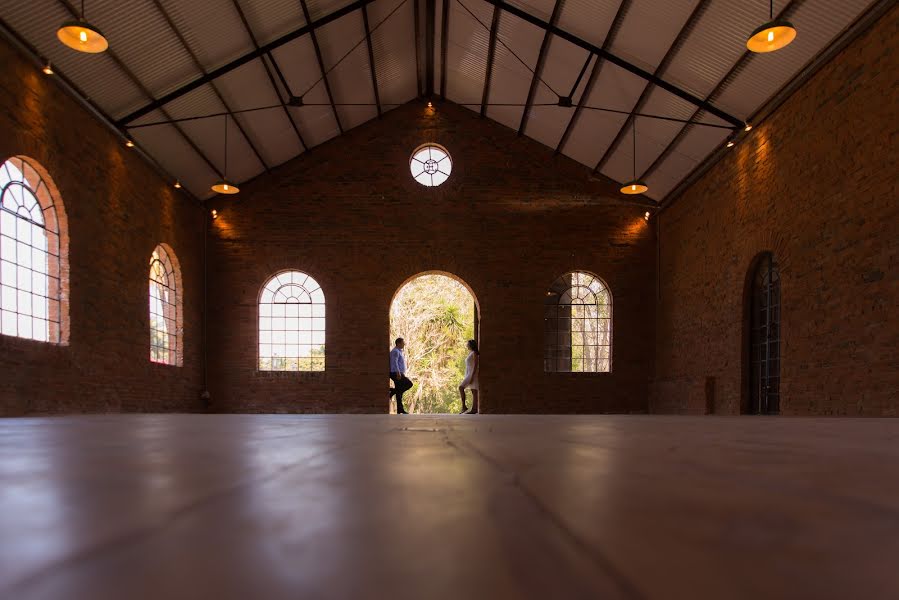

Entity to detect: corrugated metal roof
[484,11,544,130]
[317,8,378,130]
[368,0,418,108]
[215,58,304,167]
[444,0,493,105]
[1,0,883,202]
[609,0,699,72]
[238,0,307,47]
[556,0,621,49]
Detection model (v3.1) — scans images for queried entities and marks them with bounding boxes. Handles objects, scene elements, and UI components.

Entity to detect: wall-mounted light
[744,123,753,132]
[727,140,735,148]
[427,101,433,109]
[644,211,651,221]
[211,209,218,219]
[125,139,134,148]
[57,1,108,53]
[173,181,181,189]
[42,62,54,75]
[621,119,648,195]
[747,0,796,53]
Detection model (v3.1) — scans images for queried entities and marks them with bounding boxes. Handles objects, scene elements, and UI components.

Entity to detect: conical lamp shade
[746,19,796,53]
[621,180,648,195]
[211,180,239,195]
[57,19,108,53]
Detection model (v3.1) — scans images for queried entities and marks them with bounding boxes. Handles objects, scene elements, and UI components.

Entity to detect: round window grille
[409,144,452,187]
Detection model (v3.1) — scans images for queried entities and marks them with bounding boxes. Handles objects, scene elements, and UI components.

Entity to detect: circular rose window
[409,143,452,187]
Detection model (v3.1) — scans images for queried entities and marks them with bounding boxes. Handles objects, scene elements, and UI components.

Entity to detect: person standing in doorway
[459,339,480,414]
[389,337,413,414]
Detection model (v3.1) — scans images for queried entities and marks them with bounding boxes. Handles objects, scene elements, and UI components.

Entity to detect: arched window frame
[149,243,183,366]
[258,270,326,372]
[544,271,612,373]
[0,156,69,344]
[744,252,781,415]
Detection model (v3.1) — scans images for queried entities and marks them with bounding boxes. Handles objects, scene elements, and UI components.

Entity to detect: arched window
[259,271,325,371]
[747,253,780,414]
[544,271,612,372]
[149,244,183,366]
[0,157,66,343]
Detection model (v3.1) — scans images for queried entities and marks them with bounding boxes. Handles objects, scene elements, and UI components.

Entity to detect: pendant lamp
[57,0,108,53]
[212,116,239,194]
[620,120,648,195]
[747,0,796,53]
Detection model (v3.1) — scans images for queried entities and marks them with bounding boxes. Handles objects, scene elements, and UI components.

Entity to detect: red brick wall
[652,7,899,415]
[206,102,656,413]
[0,40,206,415]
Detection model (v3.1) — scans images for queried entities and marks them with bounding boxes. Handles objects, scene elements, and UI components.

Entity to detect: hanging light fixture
[211,115,239,194]
[747,0,796,53]
[620,119,648,195]
[57,0,108,53]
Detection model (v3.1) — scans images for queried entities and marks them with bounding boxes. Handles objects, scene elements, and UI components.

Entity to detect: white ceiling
[0,0,881,200]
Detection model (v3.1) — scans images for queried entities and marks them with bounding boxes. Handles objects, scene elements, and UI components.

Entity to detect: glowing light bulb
[174,181,181,189]
[42,63,53,75]
[767,30,774,42]
[727,140,735,148]
[79,30,88,43]
[427,101,433,108]
[223,184,229,191]
[744,124,752,132]
[644,211,650,221]
[125,139,134,148]
[211,209,218,219]
[631,184,637,191]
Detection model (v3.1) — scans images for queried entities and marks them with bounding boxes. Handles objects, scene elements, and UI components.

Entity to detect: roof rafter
[149,0,270,174]
[479,5,502,117]
[439,0,449,99]
[229,0,308,151]
[641,0,801,189]
[479,0,742,127]
[299,0,344,134]
[117,0,377,127]
[517,0,563,136]
[593,0,711,175]
[361,5,382,117]
[555,0,631,154]
[56,0,222,179]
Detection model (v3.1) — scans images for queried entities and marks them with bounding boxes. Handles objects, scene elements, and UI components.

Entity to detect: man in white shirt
[389,337,413,414]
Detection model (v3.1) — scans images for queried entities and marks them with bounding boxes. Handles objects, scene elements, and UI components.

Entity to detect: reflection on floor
[1,414,897,599]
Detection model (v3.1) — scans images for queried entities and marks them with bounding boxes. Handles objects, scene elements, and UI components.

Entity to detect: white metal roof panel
[368,0,418,109]
[304,0,360,22]
[504,0,558,23]
[556,0,622,49]
[317,10,378,131]
[157,0,251,73]
[214,59,304,167]
[270,35,342,147]
[444,0,493,106]
[609,0,699,73]
[129,110,219,197]
[558,62,646,168]
[485,11,544,131]
[238,0,307,46]
[521,36,592,148]
[645,121,729,198]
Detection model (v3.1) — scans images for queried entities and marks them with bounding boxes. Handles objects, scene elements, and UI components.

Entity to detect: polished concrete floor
[1,415,898,599]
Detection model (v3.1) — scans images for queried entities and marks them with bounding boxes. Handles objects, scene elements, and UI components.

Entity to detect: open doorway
[389,272,479,414]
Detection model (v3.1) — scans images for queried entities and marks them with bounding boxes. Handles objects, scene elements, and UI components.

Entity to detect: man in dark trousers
[389,338,413,414]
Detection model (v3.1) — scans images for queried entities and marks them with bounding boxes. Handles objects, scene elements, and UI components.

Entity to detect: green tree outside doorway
[389,274,476,414]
